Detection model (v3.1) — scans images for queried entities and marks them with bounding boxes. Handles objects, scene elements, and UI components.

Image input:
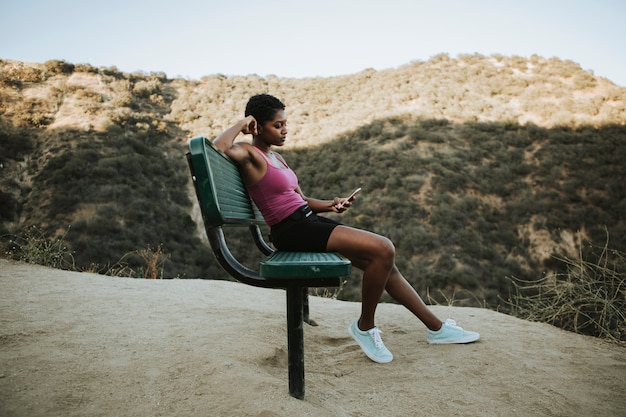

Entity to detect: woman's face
[259,110,288,147]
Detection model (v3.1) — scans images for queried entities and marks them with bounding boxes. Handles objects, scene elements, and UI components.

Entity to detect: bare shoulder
[223,142,267,184]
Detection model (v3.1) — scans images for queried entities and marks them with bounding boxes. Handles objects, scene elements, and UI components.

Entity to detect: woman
[213,94,479,363]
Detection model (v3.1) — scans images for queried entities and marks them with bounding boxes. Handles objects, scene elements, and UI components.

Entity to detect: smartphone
[346,187,362,202]
[337,187,361,209]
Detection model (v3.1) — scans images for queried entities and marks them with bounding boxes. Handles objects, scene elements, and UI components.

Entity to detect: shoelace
[444,318,462,329]
[368,328,385,349]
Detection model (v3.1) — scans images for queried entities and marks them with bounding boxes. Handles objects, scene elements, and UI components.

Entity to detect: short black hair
[245,94,285,125]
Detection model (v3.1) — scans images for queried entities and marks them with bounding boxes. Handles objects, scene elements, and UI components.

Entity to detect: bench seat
[260,251,351,278]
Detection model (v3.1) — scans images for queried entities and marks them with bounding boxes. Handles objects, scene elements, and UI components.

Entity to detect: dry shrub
[137,244,169,279]
[132,80,160,98]
[505,231,625,342]
[100,244,170,279]
[43,60,74,76]
[111,91,133,107]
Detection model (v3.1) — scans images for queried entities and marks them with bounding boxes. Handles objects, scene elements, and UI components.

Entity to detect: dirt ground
[1,259,624,417]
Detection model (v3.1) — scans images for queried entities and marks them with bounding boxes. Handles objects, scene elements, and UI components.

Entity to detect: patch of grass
[503,231,625,342]
[311,280,347,300]
[2,227,173,280]
[89,244,172,279]
[3,225,75,270]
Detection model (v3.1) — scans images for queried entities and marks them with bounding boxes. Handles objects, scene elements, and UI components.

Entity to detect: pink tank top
[246,147,307,226]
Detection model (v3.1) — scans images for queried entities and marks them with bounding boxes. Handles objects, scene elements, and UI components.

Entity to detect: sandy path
[1,259,624,417]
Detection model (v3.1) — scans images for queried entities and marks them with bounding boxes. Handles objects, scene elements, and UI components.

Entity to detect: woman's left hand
[332,197,351,213]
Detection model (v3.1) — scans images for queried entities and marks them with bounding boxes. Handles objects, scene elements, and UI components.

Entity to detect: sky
[1,0,625,86]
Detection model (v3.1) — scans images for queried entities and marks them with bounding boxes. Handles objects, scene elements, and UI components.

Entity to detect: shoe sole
[348,324,393,363]
[427,334,480,344]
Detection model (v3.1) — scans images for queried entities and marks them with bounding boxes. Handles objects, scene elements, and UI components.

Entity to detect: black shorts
[270,205,341,252]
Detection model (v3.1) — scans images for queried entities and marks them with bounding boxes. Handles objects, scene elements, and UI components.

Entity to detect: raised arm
[213,116,268,185]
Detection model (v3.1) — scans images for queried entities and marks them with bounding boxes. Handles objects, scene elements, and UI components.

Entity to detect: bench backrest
[188,136,264,228]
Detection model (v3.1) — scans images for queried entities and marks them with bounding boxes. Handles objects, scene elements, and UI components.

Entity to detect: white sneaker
[427,319,480,344]
[348,320,393,363]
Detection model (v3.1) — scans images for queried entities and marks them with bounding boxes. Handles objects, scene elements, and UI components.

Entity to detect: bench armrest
[206,227,275,288]
[249,225,274,256]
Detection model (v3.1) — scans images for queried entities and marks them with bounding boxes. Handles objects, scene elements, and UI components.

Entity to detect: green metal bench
[186,136,351,399]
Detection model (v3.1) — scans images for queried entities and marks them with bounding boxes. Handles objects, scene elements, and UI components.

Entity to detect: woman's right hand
[241,116,258,135]
[214,116,258,154]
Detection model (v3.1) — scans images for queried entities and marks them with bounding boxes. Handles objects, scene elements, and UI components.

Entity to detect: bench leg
[302,287,310,324]
[286,286,305,399]
[302,288,319,326]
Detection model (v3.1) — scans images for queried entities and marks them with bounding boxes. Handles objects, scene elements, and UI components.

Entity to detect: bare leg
[326,226,394,330]
[326,225,442,331]
[385,266,442,331]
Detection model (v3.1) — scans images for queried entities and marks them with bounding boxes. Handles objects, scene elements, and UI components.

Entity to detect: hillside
[1,55,625,312]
